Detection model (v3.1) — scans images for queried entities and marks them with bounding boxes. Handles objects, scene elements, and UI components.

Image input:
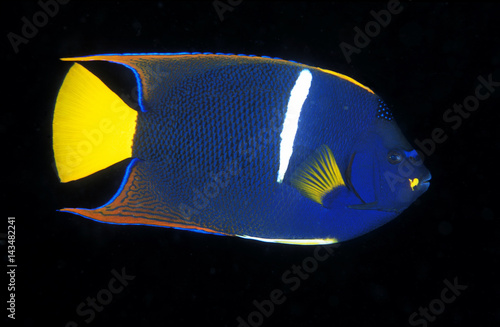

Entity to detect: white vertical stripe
[277,69,312,183]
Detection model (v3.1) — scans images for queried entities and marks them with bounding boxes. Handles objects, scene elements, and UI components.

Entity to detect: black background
[3,1,499,326]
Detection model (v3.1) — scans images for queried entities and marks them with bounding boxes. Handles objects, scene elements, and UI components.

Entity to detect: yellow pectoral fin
[53,63,138,183]
[291,145,346,206]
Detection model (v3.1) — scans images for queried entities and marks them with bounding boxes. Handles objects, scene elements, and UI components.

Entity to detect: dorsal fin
[61,53,375,112]
[61,53,299,110]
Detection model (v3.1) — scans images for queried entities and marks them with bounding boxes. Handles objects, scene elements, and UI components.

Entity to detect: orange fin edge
[59,159,227,236]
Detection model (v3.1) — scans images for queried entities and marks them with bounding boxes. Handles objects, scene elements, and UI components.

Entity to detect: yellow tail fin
[53,63,138,183]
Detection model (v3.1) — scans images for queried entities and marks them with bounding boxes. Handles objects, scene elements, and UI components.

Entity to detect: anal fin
[60,159,224,235]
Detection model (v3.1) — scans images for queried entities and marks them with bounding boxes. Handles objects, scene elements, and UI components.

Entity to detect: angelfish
[53,52,431,245]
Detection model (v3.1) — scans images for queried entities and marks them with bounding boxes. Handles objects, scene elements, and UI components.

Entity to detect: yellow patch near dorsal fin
[53,63,138,183]
[291,145,346,206]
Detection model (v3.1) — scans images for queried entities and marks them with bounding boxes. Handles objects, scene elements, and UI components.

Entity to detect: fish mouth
[415,172,432,192]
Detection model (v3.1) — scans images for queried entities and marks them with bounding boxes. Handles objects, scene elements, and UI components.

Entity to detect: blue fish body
[53,53,431,244]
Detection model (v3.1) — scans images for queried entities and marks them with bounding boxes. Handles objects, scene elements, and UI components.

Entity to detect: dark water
[4,1,499,326]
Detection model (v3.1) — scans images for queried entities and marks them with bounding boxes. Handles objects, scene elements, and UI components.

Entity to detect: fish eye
[387,150,403,164]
